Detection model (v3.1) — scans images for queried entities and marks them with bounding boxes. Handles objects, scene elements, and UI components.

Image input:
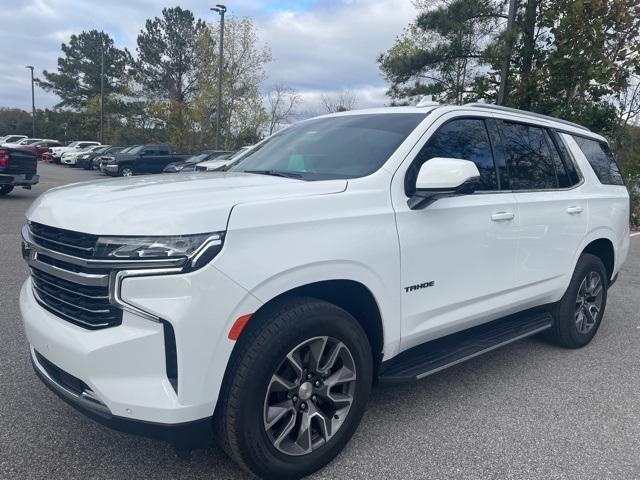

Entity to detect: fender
[567,226,618,287]
[229,260,400,360]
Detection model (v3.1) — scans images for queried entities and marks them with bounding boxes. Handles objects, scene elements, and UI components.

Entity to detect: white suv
[20,104,630,479]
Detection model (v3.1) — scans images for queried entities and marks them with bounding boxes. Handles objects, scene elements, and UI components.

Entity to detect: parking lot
[1,162,639,479]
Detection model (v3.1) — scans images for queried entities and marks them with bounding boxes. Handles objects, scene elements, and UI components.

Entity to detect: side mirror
[408,157,481,210]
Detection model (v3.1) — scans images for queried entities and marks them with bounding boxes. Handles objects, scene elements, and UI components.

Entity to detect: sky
[0,0,418,113]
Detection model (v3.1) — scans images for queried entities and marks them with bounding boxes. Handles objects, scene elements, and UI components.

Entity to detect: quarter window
[571,136,624,186]
[500,122,557,190]
[408,118,498,194]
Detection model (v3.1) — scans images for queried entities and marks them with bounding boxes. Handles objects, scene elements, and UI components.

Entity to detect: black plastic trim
[162,320,179,393]
[31,355,212,450]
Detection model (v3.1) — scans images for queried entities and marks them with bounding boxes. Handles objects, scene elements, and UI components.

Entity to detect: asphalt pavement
[1,162,639,479]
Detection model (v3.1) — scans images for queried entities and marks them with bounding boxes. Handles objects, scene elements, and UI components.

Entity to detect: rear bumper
[0,173,39,187]
[31,347,213,449]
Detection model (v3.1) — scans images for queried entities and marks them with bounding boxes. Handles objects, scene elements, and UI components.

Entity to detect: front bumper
[21,263,262,432]
[103,164,118,175]
[61,157,76,165]
[30,346,213,449]
[0,173,39,187]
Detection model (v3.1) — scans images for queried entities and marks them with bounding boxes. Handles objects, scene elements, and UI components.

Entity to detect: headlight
[94,232,224,271]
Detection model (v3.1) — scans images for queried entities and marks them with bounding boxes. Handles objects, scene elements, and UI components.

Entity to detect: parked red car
[18,140,62,160]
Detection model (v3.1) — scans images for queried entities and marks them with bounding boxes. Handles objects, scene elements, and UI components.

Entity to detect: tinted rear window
[572,136,624,186]
[501,122,558,190]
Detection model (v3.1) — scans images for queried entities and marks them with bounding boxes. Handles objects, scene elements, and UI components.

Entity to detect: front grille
[30,222,96,259]
[31,267,122,329]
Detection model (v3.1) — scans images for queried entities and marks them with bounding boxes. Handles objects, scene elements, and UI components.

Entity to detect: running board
[378,310,554,383]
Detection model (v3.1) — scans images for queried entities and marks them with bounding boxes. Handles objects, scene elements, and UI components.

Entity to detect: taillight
[0,150,9,169]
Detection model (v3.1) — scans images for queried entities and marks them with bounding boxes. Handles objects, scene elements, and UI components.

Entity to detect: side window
[550,130,581,186]
[571,136,624,186]
[407,118,498,194]
[500,122,558,190]
[544,130,572,188]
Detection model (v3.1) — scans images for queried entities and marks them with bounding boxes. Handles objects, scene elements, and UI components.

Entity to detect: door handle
[491,212,515,222]
[567,206,584,215]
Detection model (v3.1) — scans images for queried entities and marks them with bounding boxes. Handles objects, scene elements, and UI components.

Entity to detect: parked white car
[49,141,101,162]
[61,145,105,166]
[20,104,630,479]
[1,135,28,146]
[195,146,252,172]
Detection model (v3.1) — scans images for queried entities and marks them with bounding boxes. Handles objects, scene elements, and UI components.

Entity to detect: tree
[266,82,300,135]
[136,7,206,150]
[378,0,506,104]
[320,89,358,112]
[193,16,272,149]
[509,0,640,133]
[0,108,32,136]
[39,30,132,111]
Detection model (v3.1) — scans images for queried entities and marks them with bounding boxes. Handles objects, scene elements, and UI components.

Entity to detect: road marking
[631,232,640,238]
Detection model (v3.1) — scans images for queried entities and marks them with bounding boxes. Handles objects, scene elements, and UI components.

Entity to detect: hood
[27,172,347,235]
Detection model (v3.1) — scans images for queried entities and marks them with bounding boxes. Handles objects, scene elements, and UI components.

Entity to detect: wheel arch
[581,238,615,283]
[245,279,386,373]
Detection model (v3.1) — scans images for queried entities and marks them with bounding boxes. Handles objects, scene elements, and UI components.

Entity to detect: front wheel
[215,297,373,479]
[118,166,133,177]
[0,185,14,196]
[546,253,608,348]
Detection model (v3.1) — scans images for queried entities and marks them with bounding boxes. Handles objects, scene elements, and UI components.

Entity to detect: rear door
[151,145,173,172]
[496,120,587,300]
[392,113,519,349]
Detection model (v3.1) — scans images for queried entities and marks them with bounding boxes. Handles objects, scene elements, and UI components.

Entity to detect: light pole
[100,41,105,143]
[497,0,517,105]
[211,4,226,150]
[25,66,35,137]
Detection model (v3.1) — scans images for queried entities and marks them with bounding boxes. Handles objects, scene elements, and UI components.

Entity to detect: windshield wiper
[243,170,303,179]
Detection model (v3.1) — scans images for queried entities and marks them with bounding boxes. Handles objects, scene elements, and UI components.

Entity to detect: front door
[392,114,519,351]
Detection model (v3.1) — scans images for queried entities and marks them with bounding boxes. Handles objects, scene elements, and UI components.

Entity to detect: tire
[546,253,608,348]
[118,166,134,177]
[215,297,373,480]
[0,185,14,196]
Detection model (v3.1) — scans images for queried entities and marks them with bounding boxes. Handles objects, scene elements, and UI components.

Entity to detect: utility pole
[497,0,517,105]
[211,4,226,150]
[100,41,105,143]
[25,66,36,137]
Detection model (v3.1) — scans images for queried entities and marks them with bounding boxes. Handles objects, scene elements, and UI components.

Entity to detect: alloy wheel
[575,271,604,335]
[263,336,357,456]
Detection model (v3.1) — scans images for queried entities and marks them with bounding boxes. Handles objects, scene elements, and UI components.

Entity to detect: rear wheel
[118,166,133,177]
[215,297,373,480]
[546,253,608,348]
[0,185,14,196]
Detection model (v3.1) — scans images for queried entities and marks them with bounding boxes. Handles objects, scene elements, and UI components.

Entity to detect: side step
[378,310,554,383]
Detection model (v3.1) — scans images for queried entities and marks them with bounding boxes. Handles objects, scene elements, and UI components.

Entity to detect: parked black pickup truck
[102,144,189,177]
[0,147,39,196]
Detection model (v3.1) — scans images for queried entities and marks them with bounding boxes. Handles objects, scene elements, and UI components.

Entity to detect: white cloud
[0,0,417,111]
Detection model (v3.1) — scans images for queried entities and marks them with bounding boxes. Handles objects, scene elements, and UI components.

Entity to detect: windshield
[128,145,145,154]
[118,146,136,154]
[230,113,426,180]
[186,153,210,164]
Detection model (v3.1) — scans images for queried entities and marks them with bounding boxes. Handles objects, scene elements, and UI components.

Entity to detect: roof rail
[465,103,590,132]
